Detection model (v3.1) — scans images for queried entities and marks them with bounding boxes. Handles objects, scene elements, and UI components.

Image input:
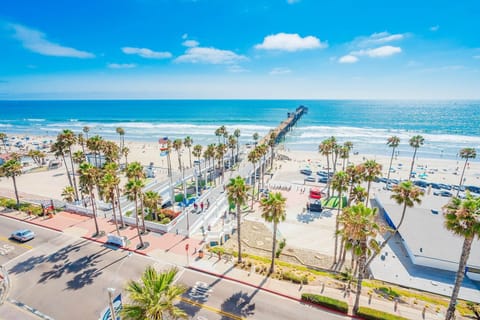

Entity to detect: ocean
[0,100,479,160]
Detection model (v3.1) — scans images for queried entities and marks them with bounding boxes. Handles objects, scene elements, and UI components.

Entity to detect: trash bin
[198,250,204,259]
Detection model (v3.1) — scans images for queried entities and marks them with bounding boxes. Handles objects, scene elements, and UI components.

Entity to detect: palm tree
[143,190,161,222]
[339,146,349,170]
[59,129,80,200]
[183,136,193,168]
[319,139,333,196]
[408,135,424,180]
[386,136,400,184]
[344,141,353,166]
[102,141,120,163]
[458,148,477,195]
[61,186,75,203]
[100,171,121,236]
[362,160,382,207]
[51,140,75,194]
[268,131,277,170]
[228,135,237,169]
[82,126,90,140]
[227,176,250,264]
[340,204,380,314]
[126,162,147,232]
[73,150,86,164]
[87,135,104,167]
[203,145,214,185]
[346,164,365,206]
[331,171,349,265]
[77,133,86,154]
[125,178,146,249]
[0,159,22,206]
[215,125,227,144]
[172,139,183,170]
[365,180,423,270]
[116,127,125,151]
[443,193,480,320]
[260,191,286,273]
[256,144,268,194]
[27,150,46,166]
[78,162,101,236]
[215,143,227,182]
[104,162,126,229]
[121,266,187,320]
[252,132,259,146]
[0,132,8,153]
[234,128,241,163]
[247,149,259,209]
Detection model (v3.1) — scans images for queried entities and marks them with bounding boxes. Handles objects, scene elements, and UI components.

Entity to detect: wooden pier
[259,105,308,145]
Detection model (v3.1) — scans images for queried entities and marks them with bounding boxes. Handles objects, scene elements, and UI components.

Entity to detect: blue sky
[1,0,479,99]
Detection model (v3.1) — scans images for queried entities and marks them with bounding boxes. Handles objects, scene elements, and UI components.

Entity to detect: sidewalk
[0,209,451,319]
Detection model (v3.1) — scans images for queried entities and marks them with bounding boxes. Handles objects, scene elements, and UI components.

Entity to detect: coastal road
[0,215,350,320]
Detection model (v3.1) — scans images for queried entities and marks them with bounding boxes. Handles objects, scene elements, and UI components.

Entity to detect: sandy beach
[0,133,478,202]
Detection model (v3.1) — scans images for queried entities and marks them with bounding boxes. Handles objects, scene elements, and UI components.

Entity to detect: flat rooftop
[375,191,480,269]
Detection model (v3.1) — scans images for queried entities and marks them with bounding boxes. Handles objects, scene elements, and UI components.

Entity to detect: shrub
[378,287,401,299]
[279,238,286,249]
[160,217,171,224]
[125,210,132,217]
[356,307,409,320]
[161,209,180,220]
[301,293,348,313]
[282,271,308,284]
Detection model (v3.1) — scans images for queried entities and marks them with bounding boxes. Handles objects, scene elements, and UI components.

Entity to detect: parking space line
[179,296,244,320]
[0,237,33,250]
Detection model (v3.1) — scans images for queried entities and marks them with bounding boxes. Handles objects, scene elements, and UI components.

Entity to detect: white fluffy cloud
[107,63,137,69]
[255,33,327,52]
[338,55,359,64]
[122,47,172,59]
[175,47,248,64]
[9,23,94,58]
[269,67,291,75]
[182,40,199,47]
[352,46,402,58]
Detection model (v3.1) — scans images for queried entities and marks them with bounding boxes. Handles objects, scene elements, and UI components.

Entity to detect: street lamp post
[107,287,116,320]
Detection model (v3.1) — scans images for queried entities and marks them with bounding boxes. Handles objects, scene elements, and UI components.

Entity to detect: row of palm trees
[321,135,478,318]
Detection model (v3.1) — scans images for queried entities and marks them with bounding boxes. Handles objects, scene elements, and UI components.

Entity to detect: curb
[187,266,361,319]
[0,213,63,233]
[81,236,148,256]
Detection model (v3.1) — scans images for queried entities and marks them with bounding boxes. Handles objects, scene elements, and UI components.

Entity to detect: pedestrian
[200,202,204,211]
[206,199,210,209]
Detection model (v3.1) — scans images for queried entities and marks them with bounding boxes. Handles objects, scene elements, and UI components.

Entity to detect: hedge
[301,293,348,313]
[356,307,409,320]
[282,271,308,284]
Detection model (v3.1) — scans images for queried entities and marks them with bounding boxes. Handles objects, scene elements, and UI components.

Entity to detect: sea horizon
[1,99,479,161]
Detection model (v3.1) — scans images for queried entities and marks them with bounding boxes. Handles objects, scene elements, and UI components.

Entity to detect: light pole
[107,287,116,320]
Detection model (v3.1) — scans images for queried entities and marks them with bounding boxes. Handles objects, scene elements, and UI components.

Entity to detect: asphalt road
[0,216,349,320]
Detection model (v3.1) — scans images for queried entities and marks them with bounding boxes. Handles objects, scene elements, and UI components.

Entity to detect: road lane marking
[0,237,33,250]
[179,296,244,320]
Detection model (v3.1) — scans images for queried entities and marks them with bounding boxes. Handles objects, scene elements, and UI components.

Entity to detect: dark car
[414,180,429,188]
[307,201,323,212]
[11,229,35,242]
[300,169,312,176]
[318,176,328,183]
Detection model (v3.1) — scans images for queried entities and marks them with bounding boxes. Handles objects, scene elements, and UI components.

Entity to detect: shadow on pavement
[9,254,47,274]
[220,291,255,319]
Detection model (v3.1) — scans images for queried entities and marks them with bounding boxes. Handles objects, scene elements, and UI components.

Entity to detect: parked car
[300,169,312,176]
[318,176,328,183]
[305,176,316,182]
[11,229,35,242]
[414,180,429,188]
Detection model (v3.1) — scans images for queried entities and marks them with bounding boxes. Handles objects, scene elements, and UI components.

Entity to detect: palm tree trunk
[334,211,339,265]
[90,193,100,236]
[188,147,192,168]
[236,203,242,263]
[68,149,79,201]
[387,147,395,185]
[270,222,278,274]
[111,193,120,236]
[115,186,125,228]
[457,159,468,196]
[251,163,256,209]
[134,197,144,248]
[365,181,372,207]
[365,203,407,270]
[408,148,418,181]
[61,155,74,189]
[445,236,473,320]
[339,238,345,266]
[12,176,20,207]
[140,196,146,233]
[353,251,366,314]
[326,157,331,197]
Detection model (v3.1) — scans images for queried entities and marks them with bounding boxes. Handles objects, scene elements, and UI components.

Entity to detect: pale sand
[0,134,479,201]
